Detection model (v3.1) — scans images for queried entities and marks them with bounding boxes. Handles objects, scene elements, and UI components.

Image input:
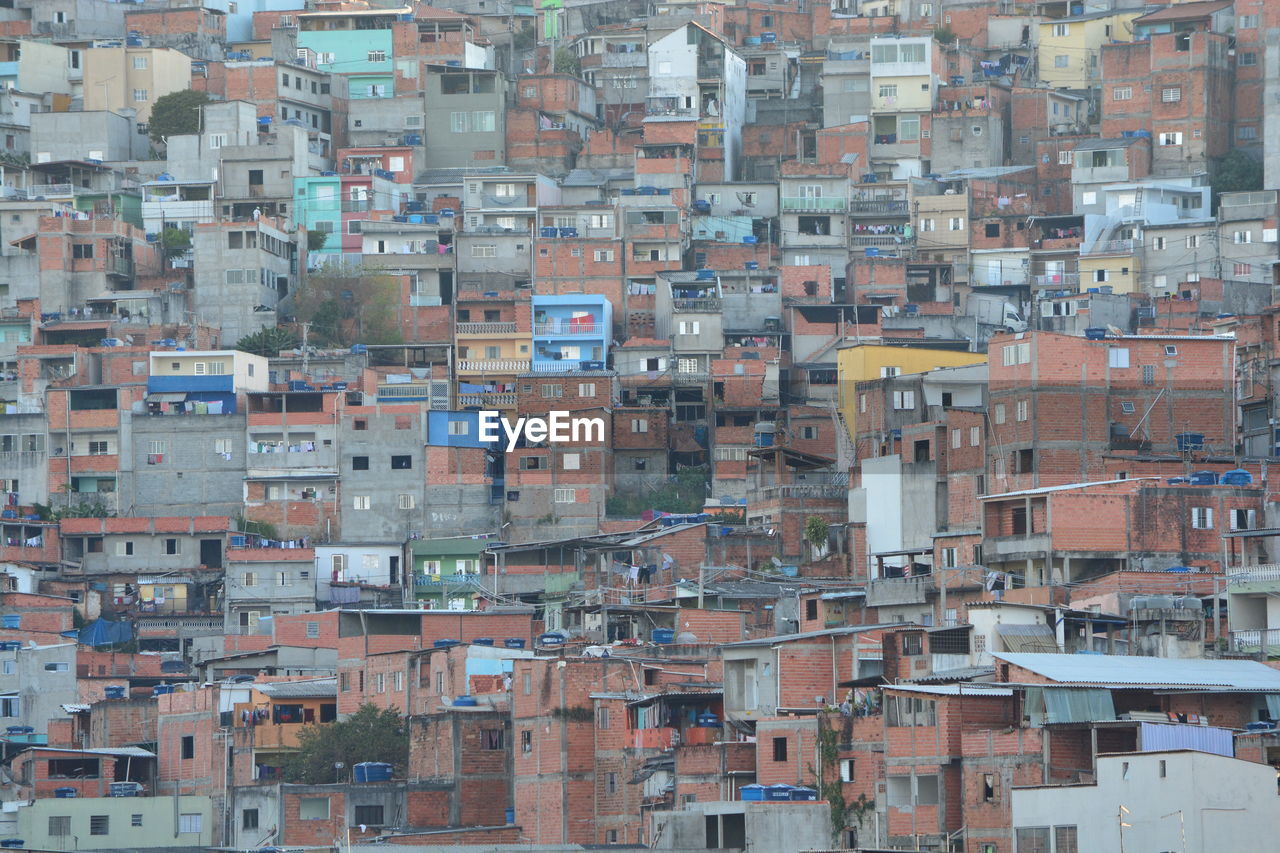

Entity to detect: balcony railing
[28,183,74,198]
[781,197,848,212]
[458,392,517,407]
[1082,238,1135,256]
[1031,272,1080,288]
[535,321,600,336]
[1229,628,1280,656]
[849,199,908,215]
[414,573,481,588]
[758,484,846,500]
[107,256,134,278]
[457,359,530,372]
[1228,565,1280,585]
[850,235,905,247]
[673,298,721,312]
[866,574,933,607]
[456,321,518,335]
[341,199,370,212]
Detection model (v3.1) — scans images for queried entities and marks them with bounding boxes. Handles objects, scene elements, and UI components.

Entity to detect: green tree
[306,229,330,253]
[159,227,191,260]
[292,263,404,347]
[1211,150,1263,209]
[805,516,830,557]
[605,465,710,517]
[933,25,956,44]
[553,47,580,75]
[282,704,409,784]
[235,326,301,357]
[148,89,211,145]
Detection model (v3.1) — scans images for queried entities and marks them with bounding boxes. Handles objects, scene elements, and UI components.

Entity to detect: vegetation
[933,25,956,45]
[550,706,594,722]
[813,715,874,844]
[282,704,408,784]
[1210,150,1264,210]
[292,263,404,347]
[605,465,710,517]
[306,229,330,254]
[553,47,580,75]
[805,516,830,557]
[159,227,191,260]
[148,89,211,144]
[235,326,301,358]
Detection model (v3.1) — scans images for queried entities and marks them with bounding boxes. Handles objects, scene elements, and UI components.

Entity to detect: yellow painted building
[837,344,987,440]
[83,47,193,123]
[1037,11,1140,90]
[1077,251,1139,295]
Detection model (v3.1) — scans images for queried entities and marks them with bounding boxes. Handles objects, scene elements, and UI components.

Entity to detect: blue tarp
[77,618,132,647]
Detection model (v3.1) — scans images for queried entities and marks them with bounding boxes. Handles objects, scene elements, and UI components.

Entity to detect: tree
[805,516,830,559]
[148,89,211,144]
[159,227,191,260]
[291,262,404,347]
[553,47,579,75]
[306,229,330,254]
[282,704,409,784]
[933,25,956,45]
[1211,150,1263,209]
[235,326,300,357]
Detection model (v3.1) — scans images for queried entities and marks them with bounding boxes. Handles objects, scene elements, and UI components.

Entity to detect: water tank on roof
[1189,470,1217,486]
[1221,468,1254,485]
[504,637,527,649]
[353,762,393,782]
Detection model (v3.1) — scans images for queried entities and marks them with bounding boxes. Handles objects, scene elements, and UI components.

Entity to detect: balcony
[850,235,906,248]
[457,359,530,373]
[458,391,517,407]
[28,183,75,198]
[1229,628,1280,656]
[535,320,601,336]
[1031,272,1080,289]
[414,573,481,588]
[672,372,709,385]
[849,199,908,215]
[782,197,848,213]
[341,199,370,213]
[456,321,518,335]
[1082,239,1135,256]
[865,574,932,607]
[673,297,721,312]
[107,256,133,279]
[633,727,677,750]
[758,484,846,500]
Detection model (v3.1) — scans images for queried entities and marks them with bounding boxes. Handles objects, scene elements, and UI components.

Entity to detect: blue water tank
[0,641,19,651]
[741,784,766,801]
[503,637,526,649]
[779,565,799,577]
[744,261,759,270]
[696,713,720,727]
[152,684,173,697]
[505,807,515,824]
[1190,470,1217,486]
[765,784,794,801]
[54,788,77,798]
[105,686,126,699]
[1222,468,1254,485]
[1084,327,1107,340]
[472,637,494,646]
[1176,432,1205,451]
[761,32,777,43]
[350,344,368,354]
[790,786,818,801]
[540,226,558,238]
[452,696,478,707]
[0,839,25,848]
[696,269,716,280]
[4,726,31,735]
[538,633,564,647]
[433,639,460,648]
[651,628,675,644]
[0,615,18,629]
[864,247,879,257]
[353,762,393,782]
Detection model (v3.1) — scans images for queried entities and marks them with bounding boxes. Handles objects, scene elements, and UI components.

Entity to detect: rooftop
[993,653,1280,690]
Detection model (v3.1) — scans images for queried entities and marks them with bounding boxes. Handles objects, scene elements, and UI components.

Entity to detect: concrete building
[82,47,193,126]
[191,220,296,346]
[15,794,215,851]
[0,641,77,738]
[30,111,146,166]
[421,68,508,169]
[1012,751,1280,853]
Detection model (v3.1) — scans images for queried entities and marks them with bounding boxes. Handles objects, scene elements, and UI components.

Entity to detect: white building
[1012,750,1280,853]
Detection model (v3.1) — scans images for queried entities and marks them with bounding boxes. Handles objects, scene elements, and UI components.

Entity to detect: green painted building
[411,538,487,610]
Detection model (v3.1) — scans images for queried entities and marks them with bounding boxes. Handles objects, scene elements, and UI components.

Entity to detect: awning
[997,623,1058,653]
[147,392,187,403]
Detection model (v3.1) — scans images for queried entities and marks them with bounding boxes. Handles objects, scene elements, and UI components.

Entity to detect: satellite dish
[771,556,782,567]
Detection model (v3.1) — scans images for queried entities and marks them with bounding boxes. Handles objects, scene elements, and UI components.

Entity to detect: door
[200,539,223,568]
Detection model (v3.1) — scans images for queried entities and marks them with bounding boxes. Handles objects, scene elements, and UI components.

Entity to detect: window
[306,621,320,639]
[1234,230,1253,244]
[472,111,496,132]
[90,815,110,835]
[1235,263,1253,277]
[299,798,330,820]
[353,495,371,510]
[593,249,614,262]
[471,244,496,258]
[1231,509,1257,531]
[1057,150,1073,166]
[1239,14,1258,28]
[941,547,957,568]
[1186,234,1200,249]
[951,428,961,449]
[554,488,575,503]
[878,83,898,99]
[367,50,386,62]
[949,217,964,231]
[181,735,194,759]
[1240,52,1258,67]
[390,455,412,470]
[1112,86,1132,101]
[1239,126,1258,140]
[351,455,369,470]
[72,243,94,259]
[1159,132,1183,146]
[276,571,290,587]
[132,55,148,70]
[116,540,134,556]
[1015,827,1049,853]
[1054,55,1068,68]
[1051,23,1069,37]
[1016,400,1029,422]
[375,672,386,693]
[49,816,71,837]
[1055,826,1079,853]
[394,671,403,692]
[678,321,700,335]
[893,390,915,410]
[578,383,596,397]
[772,737,788,761]
[919,218,935,232]
[398,494,415,509]
[1161,87,1181,103]
[1191,507,1214,529]
[242,809,259,830]
[521,730,532,753]
[541,384,563,398]
[881,366,901,377]
[88,440,110,455]
[631,419,648,433]
[242,572,258,588]
[562,453,580,470]
[1152,237,1166,251]
[985,223,1000,238]
[970,426,981,446]
[132,89,149,102]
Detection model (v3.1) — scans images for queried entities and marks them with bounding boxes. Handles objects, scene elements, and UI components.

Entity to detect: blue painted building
[145,351,269,414]
[531,294,612,371]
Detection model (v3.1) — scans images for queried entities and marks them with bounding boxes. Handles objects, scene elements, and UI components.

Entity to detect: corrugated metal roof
[979,477,1160,500]
[886,684,1012,697]
[994,653,1280,689]
[256,678,337,699]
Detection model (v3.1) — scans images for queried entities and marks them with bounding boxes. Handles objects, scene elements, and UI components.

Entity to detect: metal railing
[29,183,74,198]
[1227,565,1280,585]
[1031,272,1080,288]
[1229,628,1280,655]
[458,392,517,407]
[758,484,846,500]
[1082,238,1135,256]
[673,298,721,312]
[849,199,908,215]
[781,197,848,212]
[535,321,600,336]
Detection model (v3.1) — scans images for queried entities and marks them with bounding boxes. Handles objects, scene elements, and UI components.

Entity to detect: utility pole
[300,321,311,376]
[697,565,705,609]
